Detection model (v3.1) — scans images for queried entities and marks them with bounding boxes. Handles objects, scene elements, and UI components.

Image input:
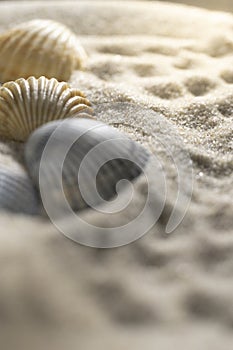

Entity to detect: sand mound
[0,1,232,349]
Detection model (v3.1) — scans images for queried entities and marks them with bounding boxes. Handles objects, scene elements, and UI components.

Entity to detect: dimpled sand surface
[0,1,232,349]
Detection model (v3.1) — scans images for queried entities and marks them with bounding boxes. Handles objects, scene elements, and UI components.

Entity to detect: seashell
[0,165,39,215]
[0,19,87,82]
[25,118,149,214]
[0,76,94,141]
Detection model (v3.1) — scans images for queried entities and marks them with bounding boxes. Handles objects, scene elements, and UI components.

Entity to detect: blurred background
[157,0,233,12]
[2,0,233,13]
[8,0,233,13]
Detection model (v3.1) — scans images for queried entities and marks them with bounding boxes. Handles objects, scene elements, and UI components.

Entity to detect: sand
[0,1,232,349]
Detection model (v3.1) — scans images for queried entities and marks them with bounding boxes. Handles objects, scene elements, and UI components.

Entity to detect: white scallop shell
[0,76,94,141]
[25,118,149,214]
[0,165,39,215]
[0,19,87,82]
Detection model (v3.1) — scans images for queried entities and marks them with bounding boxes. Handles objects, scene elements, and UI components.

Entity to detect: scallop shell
[0,19,87,82]
[0,165,39,215]
[0,76,94,141]
[25,118,149,213]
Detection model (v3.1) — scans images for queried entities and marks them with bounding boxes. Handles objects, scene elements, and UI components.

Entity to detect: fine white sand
[0,1,232,349]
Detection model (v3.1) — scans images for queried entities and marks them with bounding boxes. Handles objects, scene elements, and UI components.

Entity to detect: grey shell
[0,165,39,215]
[25,118,149,213]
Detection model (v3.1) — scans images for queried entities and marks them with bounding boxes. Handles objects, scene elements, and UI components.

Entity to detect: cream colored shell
[0,76,94,141]
[0,19,87,82]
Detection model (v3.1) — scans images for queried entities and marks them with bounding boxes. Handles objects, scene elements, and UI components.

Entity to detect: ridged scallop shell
[0,165,39,215]
[25,118,149,213]
[0,19,87,82]
[0,76,94,141]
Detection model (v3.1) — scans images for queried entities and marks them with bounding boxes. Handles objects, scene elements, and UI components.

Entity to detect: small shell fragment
[0,19,87,82]
[0,76,94,141]
[0,165,39,215]
[25,118,150,214]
